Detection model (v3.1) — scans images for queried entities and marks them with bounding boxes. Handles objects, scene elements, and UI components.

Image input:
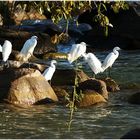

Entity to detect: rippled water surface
[0,50,140,139]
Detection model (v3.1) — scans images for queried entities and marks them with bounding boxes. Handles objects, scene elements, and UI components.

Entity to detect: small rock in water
[120,128,140,139]
[76,90,107,107]
[78,79,108,100]
[102,77,120,92]
[128,92,140,105]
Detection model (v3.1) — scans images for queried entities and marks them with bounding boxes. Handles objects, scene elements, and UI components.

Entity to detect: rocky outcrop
[0,68,58,105]
[0,27,56,58]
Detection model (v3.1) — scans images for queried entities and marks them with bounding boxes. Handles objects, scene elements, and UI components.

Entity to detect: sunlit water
[0,48,140,139]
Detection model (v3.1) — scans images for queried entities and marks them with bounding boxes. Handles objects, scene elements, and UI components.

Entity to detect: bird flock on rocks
[0,36,121,83]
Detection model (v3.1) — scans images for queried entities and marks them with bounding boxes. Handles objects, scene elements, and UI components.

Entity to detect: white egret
[20,35,38,60]
[43,60,57,83]
[67,42,87,63]
[82,52,103,75]
[102,46,121,77]
[2,40,12,62]
[102,46,121,71]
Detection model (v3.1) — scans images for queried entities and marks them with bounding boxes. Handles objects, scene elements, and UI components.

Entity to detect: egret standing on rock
[19,35,38,61]
[2,40,12,62]
[43,60,57,84]
[67,42,87,64]
[102,46,121,76]
[82,52,103,76]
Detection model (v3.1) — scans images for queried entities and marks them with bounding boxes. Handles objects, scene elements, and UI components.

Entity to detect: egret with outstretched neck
[67,42,87,64]
[82,52,103,76]
[43,60,57,84]
[102,46,121,76]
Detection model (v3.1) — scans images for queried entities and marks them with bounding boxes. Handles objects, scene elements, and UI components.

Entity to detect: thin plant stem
[67,60,78,131]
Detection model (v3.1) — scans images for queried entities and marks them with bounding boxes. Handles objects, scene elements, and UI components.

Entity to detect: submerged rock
[128,92,140,105]
[6,69,58,105]
[120,128,140,139]
[76,90,107,107]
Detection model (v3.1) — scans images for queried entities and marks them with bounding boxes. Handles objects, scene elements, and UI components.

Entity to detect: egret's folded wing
[67,44,79,63]
[87,53,103,74]
[102,52,115,70]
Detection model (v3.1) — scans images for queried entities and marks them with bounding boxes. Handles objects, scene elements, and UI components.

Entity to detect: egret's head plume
[31,36,38,40]
[80,42,86,46]
[114,46,121,51]
[51,60,57,65]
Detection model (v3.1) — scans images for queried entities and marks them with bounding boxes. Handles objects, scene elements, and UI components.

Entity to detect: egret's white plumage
[102,46,121,71]
[68,42,87,63]
[43,60,57,81]
[2,40,12,62]
[0,44,2,52]
[82,53,103,74]
[20,36,38,58]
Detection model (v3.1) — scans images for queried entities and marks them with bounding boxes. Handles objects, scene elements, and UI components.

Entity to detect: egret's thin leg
[6,61,10,68]
[3,61,9,68]
[92,73,96,79]
[105,70,108,78]
[28,53,32,69]
[108,67,111,78]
